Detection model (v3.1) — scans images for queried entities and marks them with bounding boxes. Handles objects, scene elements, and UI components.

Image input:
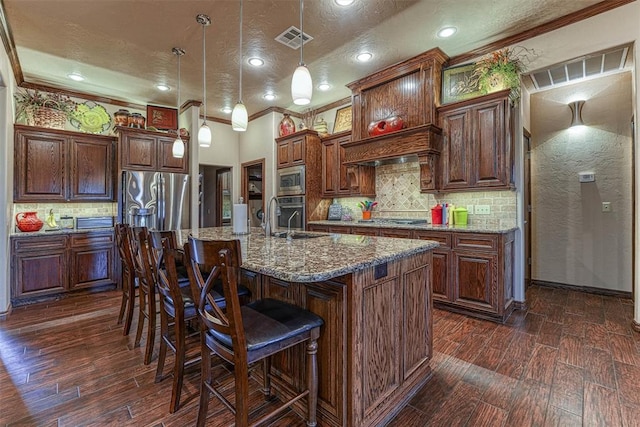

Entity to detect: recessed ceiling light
[356,52,373,62]
[318,83,331,91]
[263,92,276,101]
[67,73,84,82]
[437,27,457,38]
[156,84,170,91]
[335,0,355,5]
[248,57,264,67]
[221,107,233,114]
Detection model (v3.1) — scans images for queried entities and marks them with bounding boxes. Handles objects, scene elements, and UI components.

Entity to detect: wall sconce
[569,100,585,128]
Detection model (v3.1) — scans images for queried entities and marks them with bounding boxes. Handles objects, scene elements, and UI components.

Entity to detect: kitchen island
[177,227,438,427]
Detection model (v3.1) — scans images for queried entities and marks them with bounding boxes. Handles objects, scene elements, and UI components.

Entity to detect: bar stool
[115,223,136,336]
[186,238,324,427]
[130,227,157,365]
[143,231,200,413]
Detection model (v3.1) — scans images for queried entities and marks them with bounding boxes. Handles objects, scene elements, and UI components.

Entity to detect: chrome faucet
[286,211,299,241]
[262,196,281,237]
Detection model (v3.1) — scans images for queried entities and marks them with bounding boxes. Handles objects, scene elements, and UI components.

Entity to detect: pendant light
[196,14,212,147]
[291,0,312,105]
[231,0,248,131]
[172,47,185,159]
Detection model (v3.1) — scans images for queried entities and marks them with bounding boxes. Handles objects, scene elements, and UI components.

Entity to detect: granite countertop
[178,227,438,283]
[308,220,517,234]
[11,227,114,237]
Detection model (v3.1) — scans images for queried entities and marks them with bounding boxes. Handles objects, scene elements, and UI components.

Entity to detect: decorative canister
[129,113,145,129]
[313,116,329,136]
[367,115,404,137]
[113,109,130,127]
[279,114,296,137]
[15,211,44,232]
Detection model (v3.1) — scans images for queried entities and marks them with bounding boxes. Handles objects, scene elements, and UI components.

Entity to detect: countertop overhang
[178,227,438,283]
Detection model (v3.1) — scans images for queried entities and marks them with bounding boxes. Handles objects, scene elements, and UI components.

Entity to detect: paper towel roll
[233,204,248,234]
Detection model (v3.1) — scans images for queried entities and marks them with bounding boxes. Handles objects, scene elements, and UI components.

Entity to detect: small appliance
[277,165,305,196]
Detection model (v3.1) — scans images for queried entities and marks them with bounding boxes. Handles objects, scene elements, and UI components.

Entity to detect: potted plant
[14,89,77,129]
[472,47,529,102]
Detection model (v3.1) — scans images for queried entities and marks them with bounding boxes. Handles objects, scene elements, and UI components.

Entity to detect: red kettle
[16,211,44,232]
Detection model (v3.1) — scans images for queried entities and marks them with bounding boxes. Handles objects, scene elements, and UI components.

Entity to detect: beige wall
[531,73,633,291]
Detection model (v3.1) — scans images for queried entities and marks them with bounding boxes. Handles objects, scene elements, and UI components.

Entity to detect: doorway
[241,159,265,227]
[199,165,232,228]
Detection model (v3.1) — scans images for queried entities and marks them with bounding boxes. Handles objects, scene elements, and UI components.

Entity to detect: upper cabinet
[14,125,115,202]
[117,127,189,173]
[438,90,513,191]
[321,131,375,198]
[275,129,320,169]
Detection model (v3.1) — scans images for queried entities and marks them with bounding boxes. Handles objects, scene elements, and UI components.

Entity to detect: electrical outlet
[602,202,611,212]
[466,205,474,214]
[475,205,491,215]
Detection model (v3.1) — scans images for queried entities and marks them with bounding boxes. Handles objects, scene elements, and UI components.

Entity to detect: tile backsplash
[336,161,517,228]
[13,202,117,225]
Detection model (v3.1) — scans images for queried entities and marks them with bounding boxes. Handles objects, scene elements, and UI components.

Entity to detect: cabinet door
[277,140,291,168]
[69,232,116,290]
[441,109,473,190]
[157,136,189,173]
[69,136,114,201]
[14,129,66,201]
[12,236,68,300]
[474,99,507,187]
[350,226,379,236]
[121,133,156,170]
[307,224,329,232]
[322,139,339,196]
[349,165,376,197]
[452,250,498,313]
[379,228,413,238]
[413,231,452,303]
[291,137,305,164]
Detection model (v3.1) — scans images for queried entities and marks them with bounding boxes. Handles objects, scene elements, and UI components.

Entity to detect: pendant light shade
[197,14,212,147]
[232,101,248,131]
[291,0,312,105]
[233,0,248,131]
[292,64,312,105]
[172,47,185,159]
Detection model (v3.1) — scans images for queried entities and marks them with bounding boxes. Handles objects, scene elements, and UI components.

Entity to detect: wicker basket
[25,105,67,129]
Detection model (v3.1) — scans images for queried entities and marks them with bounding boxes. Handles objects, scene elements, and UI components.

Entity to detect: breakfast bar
[177,227,438,427]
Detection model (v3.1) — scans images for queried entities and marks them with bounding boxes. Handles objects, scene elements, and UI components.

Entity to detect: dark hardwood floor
[1,284,638,426]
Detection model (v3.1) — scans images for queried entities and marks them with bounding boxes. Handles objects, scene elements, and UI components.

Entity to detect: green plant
[472,47,529,101]
[14,89,77,121]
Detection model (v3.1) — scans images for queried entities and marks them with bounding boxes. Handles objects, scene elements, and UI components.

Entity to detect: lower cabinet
[11,230,117,305]
[308,223,515,321]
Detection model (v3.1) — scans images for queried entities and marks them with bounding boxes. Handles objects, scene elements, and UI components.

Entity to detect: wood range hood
[341,47,449,192]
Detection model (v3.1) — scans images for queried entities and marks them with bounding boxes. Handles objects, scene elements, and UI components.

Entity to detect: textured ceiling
[3,0,611,119]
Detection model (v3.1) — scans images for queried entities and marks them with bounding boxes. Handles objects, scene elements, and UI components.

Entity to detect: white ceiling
[2,0,616,119]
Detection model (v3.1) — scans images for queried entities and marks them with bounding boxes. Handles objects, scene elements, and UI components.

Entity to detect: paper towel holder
[232,197,251,235]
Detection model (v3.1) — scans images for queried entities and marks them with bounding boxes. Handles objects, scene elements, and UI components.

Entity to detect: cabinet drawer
[71,231,114,247]
[452,233,498,251]
[413,231,451,248]
[379,228,413,239]
[350,226,380,236]
[13,236,67,252]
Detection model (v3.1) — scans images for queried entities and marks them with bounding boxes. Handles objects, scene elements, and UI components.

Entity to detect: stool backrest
[115,223,134,272]
[155,237,185,310]
[148,230,179,273]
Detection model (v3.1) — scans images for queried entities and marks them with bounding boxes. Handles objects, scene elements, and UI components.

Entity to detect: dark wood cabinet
[438,90,512,191]
[12,235,67,300]
[118,127,189,173]
[413,230,452,303]
[276,134,306,169]
[11,230,117,305]
[14,125,115,202]
[69,231,116,290]
[321,131,375,198]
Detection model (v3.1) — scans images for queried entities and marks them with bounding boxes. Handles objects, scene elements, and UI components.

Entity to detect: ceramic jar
[367,116,404,137]
[129,113,145,129]
[114,109,130,127]
[313,117,329,136]
[279,114,296,137]
[16,211,44,232]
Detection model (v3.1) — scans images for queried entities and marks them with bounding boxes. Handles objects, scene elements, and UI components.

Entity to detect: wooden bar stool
[186,238,324,427]
[130,227,157,365]
[143,231,201,413]
[115,223,136,336]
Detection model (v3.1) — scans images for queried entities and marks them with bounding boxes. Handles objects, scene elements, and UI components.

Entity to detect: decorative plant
[14,89,77,122]
[472,47,533,102]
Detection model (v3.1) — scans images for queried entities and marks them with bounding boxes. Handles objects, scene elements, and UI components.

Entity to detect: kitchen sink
[272,232,325,239]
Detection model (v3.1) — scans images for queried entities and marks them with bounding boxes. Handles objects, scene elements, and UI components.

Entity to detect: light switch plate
[475,205,491,215]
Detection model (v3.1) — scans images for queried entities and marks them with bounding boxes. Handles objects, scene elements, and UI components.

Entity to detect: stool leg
[134,285,146,349]
[196,337,211,427]
[306,338,319,427]
[155,308,169,383]
[143,289,156,365]
[169,313,186,413]
[123,278,136,336]
[262,357,272,398]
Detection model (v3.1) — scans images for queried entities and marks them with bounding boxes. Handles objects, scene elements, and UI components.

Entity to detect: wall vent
[526,45,630,91]
[275,26,313,50]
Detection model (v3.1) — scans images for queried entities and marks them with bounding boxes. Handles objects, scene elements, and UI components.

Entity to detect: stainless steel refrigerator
[120,171,190,230]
